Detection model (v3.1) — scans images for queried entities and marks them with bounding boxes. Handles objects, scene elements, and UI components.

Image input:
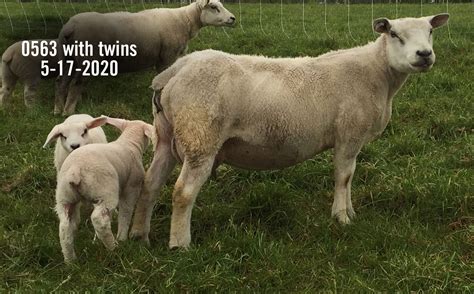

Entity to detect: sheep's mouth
[411,60,433,70]
[224,20,236,27]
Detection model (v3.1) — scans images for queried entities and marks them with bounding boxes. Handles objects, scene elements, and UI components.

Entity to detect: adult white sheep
[129,14,450,248]
[0,39,59,108]
[43,114,108,173]
[54,0,235,116]
[55,116,154,262]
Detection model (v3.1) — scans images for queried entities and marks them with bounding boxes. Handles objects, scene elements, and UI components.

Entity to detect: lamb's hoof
[332,209,351,225]
[169,235,190,250]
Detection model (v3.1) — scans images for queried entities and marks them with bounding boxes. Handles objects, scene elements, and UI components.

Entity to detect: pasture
[0,1,473,291]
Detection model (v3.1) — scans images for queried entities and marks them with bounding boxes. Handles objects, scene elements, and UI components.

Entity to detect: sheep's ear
[104,116,127,132]
[86,116,107,129]
[43,125,61,148]
[373,18,391,34]
[196,0,210,8]
[429,13,449,29]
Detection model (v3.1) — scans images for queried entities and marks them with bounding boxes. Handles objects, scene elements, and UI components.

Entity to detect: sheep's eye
[82,129,88,137]
[209,5,219,11]
[429,28,433,35]
[390,31,398,39]
[59,133,66,139]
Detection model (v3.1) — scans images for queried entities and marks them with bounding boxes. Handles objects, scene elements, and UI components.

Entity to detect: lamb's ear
[86,116,107,129]
[429,13,449,29]
[104,116,127,132]
[43,125,61,148]
[144,124,158,149]
[373,18,391,34]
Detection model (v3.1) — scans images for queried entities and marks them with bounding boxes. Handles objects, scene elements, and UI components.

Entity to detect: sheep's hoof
[332,209,351,225]
[129,231,150,246]
[347,207,356,219]
[169,235,190,250]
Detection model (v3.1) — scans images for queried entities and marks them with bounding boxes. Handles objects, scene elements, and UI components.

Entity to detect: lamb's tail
[67,165,82,191]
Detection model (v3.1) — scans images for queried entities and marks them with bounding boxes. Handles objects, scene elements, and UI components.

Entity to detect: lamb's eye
[210,5,219,11]
[59,133,66,139]
[429,28,433,35]
[82,129,88,137]
[390,31,398,39]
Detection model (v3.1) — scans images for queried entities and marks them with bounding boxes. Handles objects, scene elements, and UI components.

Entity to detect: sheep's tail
[151,55,191,113]
[0,51,15,86]
[58,21,75,62]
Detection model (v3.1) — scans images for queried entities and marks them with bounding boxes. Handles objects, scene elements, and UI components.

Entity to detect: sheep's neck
[184,3,203,39]
[373,35,409,102]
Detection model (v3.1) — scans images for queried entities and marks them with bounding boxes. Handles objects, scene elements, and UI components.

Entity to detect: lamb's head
[43,116,107,152]
[103,116,156,149]
[197,0,236,27]
[373,13,449,73]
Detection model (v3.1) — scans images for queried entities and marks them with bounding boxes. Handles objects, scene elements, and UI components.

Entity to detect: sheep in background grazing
[129,14,450,248]
[55,0,236,115]
[0,40,59,108]
[43,114,108,173]
[55,116,154,262]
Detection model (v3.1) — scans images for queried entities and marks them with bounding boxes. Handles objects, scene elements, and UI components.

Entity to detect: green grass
[0,2,473,292]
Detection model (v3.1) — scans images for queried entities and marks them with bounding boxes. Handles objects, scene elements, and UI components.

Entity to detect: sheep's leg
[130,114,176,243]
[63,76,83,116]
[0,74,17,108]
[169,156,214,249]
[56,202,81,263]
[23,79,40,108]
[332,147,358,224]
[91,204,117,251]
[117,185,141,241]
[54,75,73,115]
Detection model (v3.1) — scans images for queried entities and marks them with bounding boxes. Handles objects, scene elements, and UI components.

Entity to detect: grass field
[0,2,473,291]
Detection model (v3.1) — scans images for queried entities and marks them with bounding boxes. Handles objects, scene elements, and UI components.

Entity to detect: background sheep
[129,14,450,248]
[0,39,59,108]
[54,0,235,115]
[55,116,154,262]
[43,114,108,172]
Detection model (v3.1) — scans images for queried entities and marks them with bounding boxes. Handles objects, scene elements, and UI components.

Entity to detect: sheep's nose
[229,16,236,22]
[70,144,80,150]
[416,50,432,57]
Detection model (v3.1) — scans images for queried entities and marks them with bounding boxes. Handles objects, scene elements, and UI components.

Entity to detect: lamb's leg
[91,204,117,251]
[332,147,358,224]
[129,120,176,243]
[63,77,83,116]
[56,202,81,263]
[0,74,17,108]
[117,184,142,241]
[54,75,73,115]
[23,79,40,108]
[169,156,214,249]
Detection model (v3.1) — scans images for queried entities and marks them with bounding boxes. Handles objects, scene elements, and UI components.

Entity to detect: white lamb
[43,114,108,173]
[54,0,235,115]
[0,39,59,108]
[55,116,154,262]
[129,14,450,248]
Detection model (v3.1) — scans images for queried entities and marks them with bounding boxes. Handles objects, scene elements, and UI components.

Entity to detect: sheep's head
[373,13,449,73]
[43,116,107,152]
[197,0,236,27]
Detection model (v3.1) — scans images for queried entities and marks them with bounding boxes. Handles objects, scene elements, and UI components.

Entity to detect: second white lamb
[55,116,155,262]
